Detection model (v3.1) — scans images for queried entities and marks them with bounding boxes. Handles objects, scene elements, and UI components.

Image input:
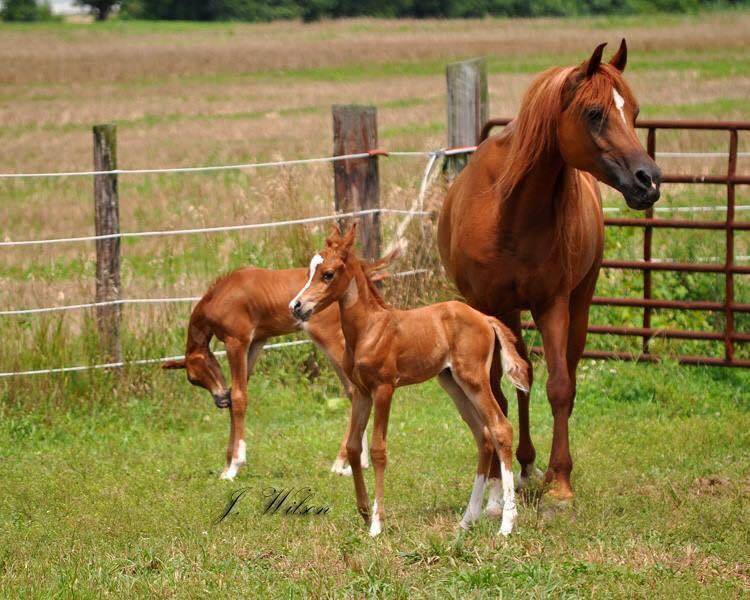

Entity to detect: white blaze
[613,89,627,126]
[289,254,324,312]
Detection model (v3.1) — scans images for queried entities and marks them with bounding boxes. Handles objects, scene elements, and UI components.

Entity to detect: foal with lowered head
[163,251,397,480]
[291,225,530,537]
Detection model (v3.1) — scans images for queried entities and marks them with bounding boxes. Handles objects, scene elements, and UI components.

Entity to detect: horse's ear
[585,42,607,79]
[326,224,342,247]
[609,38,627,72]
[339,223,357,258]
[342,223,357,247]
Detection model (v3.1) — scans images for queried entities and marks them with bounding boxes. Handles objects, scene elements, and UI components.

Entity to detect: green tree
[1,0,53,21]
[75,0,120,20]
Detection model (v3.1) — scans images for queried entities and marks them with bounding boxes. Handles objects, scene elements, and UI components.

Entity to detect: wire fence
[3,142,749,379]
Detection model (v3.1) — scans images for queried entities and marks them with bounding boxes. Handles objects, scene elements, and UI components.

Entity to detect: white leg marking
[360,426,370,469]
[289,253,324,312]
[499,461,517,536]
[485,477,503,518]
[330,457,352,476]
[460,474,486,529]
[369,500,382,537]
[613,88,627,126]
[220,439,246,481]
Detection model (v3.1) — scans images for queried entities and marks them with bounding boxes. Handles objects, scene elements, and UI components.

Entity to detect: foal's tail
[488,317,530,393]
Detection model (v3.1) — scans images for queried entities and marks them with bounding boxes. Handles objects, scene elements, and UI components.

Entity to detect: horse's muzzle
[213,389,231,409]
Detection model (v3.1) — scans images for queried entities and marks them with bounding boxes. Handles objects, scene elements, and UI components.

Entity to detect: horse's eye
[322,271,334,282]
[586,107,604,123]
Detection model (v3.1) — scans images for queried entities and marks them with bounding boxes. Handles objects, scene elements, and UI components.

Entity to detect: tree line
[2,0,747,22]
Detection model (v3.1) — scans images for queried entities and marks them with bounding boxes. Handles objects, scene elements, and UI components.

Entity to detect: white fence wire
[2,142,749,379]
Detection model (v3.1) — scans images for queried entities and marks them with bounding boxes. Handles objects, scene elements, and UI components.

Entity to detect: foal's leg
[346,388,373,527]
[454,371,517,536]
[368,384,394,537]
[486,312,540,510]
[533,298,575,500]
[220,336,251,480]
[328,360,369,476]
[438,371,493,529]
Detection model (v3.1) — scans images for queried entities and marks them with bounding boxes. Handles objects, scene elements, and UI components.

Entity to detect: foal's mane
[351,254,390,309]
[495,62,631,201]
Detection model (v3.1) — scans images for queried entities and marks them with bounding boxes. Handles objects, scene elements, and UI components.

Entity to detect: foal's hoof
[499,506,517,537]
[484,501,503,519]
[330,458,352,476]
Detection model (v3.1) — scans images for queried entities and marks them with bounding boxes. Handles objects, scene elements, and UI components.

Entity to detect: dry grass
[1,13,749,359]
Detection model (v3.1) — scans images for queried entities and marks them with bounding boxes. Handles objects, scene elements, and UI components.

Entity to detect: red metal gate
[480,118,750,368]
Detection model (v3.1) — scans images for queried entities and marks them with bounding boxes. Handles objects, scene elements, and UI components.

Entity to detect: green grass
[1,356,748,597]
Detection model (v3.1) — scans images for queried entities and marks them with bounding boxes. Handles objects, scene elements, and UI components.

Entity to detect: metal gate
[480,118,750,368]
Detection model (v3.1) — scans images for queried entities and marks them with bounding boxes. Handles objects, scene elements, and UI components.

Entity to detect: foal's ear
[326,224,343,247]
[585,42,607,79]
[609,38,627,72]
[339,223,357,257]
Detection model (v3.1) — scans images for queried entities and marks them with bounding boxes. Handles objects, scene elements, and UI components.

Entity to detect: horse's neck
[503,150,570,230]
[337,265,385,350]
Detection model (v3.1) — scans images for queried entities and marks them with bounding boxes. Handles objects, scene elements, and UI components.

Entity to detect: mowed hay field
[1,13,750,597]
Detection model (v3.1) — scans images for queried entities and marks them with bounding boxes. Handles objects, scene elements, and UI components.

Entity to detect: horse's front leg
[220,336,252,481]
[368,384,393,537]
[346,388,373,526]
[533,298,575,501]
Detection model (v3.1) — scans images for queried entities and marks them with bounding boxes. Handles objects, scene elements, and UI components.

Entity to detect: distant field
[1,13,749,597]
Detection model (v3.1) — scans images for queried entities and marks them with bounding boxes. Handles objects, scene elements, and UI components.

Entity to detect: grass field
[1,12,749,597]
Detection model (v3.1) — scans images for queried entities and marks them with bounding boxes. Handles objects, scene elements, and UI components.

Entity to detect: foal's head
[290,224,360,322]
[504,39,661,210]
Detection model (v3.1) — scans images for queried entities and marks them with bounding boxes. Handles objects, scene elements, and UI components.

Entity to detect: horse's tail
[488,317,529,393]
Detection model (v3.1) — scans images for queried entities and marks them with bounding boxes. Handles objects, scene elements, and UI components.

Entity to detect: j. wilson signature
[215,486,331,523]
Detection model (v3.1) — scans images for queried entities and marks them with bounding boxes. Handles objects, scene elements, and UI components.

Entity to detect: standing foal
[164,252,397,480]
[290,225,530,536]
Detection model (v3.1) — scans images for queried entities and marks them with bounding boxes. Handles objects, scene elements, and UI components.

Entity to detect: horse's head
[289,224,358,322]
[558,40,661,210]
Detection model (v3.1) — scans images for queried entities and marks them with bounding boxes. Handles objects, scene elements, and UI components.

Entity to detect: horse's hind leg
[487,312,540,507]
[453,367,517,536]
[438,370,494,530]
[220,336,252,481]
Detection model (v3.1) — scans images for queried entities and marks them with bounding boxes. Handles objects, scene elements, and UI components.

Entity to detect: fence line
[0,208,430,248]
[0,150,409,179]
[0,340,311,379]
[0,269,431,316]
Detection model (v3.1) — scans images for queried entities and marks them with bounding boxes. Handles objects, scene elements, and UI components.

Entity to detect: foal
[163,252,397,480]
[291,225,530,536]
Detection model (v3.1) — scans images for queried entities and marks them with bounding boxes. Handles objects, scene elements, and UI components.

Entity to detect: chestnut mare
[163,251,397,480]
[291,225,530,536]
[438,40,661,500]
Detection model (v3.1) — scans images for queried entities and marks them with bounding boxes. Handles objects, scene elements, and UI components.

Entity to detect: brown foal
[438,40,661,500]
[290,225,530,536]
[163,252,397,480]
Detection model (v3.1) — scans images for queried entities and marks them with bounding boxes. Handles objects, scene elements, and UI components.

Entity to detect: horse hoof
[330,459,352,476]
[219,470,235,481]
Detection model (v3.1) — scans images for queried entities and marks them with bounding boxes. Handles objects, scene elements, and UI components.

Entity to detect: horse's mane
[495,62,631,202]
[352,255,390,309]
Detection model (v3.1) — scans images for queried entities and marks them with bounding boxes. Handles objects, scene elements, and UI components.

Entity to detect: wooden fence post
[93,124,121,363]
[445,58,488,178]
[332,105,381,262]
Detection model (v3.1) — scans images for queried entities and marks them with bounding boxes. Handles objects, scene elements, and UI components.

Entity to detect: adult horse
[437,40,661,501]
